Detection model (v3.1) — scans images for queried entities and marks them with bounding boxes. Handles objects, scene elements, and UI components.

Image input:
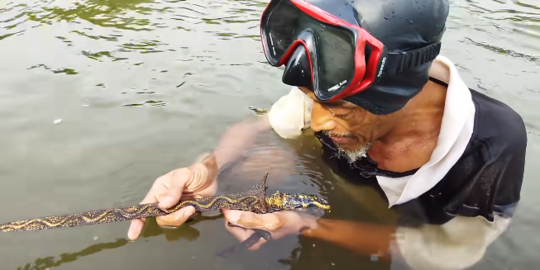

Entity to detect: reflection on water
[16,216,204,270]
[0,0,539,269]
[18,239,129,270]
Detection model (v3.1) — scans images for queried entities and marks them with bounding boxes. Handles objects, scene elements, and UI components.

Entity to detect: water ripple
[450,0,540,59]
[1,0,539,269]
[461,37,540,64]
[0,0,274,113]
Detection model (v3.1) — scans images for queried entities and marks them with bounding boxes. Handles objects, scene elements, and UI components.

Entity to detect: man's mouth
[329,136,353,144]
[324,131,355,145]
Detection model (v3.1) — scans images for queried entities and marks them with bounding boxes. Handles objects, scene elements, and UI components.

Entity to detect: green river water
[0,0,539,269]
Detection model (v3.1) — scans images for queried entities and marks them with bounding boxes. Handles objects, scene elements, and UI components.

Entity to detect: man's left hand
[222,209,319,250]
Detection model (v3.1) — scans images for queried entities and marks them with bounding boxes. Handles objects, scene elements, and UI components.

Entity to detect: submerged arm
[212,115,272,169]
[213,86,312,171]
[302,215,512,270]
[302,219,395,260]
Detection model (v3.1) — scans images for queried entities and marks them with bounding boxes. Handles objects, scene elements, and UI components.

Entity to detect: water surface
[0,0,539,269]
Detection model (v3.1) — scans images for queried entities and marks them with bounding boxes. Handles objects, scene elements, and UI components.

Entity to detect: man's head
[300,86,407,163]
[341,0,450,115]
[259,0,449,162]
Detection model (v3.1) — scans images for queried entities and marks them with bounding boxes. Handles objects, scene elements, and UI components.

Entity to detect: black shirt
[316,77,528,226]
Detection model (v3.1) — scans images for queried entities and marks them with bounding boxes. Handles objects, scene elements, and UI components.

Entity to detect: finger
[223,209,263,229]
[127,180,168,240]
[224,209,282,231]
[158,168,192,209]
[156,205,197,227]
[145,175,173,204]
[223,218,266,250]
[127,218,147,240]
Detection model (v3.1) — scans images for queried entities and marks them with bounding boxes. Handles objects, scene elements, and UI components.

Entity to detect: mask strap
[383,42,442,76]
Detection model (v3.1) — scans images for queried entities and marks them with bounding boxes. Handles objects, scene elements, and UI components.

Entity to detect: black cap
[307,0,450,115]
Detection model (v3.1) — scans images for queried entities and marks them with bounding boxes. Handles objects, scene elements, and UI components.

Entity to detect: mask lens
[264,0,299,60]
[262,0,358,99]
[316,24,356,98]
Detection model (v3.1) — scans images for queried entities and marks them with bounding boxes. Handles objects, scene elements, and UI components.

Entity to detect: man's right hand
[127,152,219,240]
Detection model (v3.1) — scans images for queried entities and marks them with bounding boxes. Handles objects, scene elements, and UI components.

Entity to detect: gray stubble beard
[336,142,373,164]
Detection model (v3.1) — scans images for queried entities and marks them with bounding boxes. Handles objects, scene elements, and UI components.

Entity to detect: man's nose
[310,102,336,132]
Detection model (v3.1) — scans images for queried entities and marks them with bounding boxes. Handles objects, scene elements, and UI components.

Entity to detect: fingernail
[226,210,241,222]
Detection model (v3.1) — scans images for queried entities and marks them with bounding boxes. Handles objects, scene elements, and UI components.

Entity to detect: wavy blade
[0,173,269,232]
[0,203,168,232]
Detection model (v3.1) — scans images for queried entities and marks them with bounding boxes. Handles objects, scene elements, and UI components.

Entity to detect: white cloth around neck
[266,56,475,207]
[377,55,476,207]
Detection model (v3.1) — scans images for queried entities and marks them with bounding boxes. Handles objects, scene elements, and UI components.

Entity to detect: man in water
[127,0,528,268]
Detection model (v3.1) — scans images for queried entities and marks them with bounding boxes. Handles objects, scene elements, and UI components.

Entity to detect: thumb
[158,168,192,209]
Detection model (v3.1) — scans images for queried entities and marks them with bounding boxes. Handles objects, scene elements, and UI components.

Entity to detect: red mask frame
[259,0,442,102]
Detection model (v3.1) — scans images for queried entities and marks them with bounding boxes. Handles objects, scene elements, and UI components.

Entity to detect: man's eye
[323,103,341,109]
[333,111,351,119]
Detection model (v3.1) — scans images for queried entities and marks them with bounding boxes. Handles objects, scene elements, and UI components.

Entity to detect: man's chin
[336,143,373,163]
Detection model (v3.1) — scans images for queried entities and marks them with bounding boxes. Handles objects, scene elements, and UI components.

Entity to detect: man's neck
[367,80,447,170]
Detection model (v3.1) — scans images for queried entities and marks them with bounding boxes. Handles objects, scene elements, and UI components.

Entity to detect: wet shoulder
[424,89,528,223]
[470,89,528,155]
